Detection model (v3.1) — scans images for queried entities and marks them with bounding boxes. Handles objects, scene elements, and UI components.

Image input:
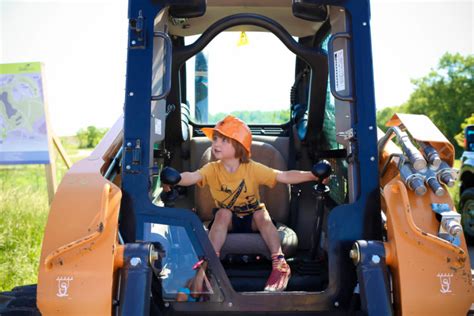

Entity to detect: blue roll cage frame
[119,0,386,313]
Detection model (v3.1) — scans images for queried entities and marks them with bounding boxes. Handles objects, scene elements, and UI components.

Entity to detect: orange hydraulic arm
[379,114,473,315]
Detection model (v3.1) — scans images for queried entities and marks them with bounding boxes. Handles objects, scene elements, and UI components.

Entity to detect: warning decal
[334,49,345,92]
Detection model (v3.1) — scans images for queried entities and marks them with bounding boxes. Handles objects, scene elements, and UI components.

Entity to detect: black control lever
[310,160,332,260]
[160,166,182,185]
[159,167,182,207]
[312,160,332,191]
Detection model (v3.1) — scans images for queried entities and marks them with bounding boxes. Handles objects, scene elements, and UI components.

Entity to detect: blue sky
[1,0,472,136]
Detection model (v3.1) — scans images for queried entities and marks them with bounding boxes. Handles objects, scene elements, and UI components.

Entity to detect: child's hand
[313,175,330,185]
[160,167,182,187]
[322,176,330,185]
[162,184,172,192]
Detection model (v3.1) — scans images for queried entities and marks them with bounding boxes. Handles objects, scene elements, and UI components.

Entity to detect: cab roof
[168,0,326,37]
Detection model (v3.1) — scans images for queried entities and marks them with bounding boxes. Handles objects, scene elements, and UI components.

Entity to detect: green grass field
[0,177,49,292]
[0,139,90,292]
[0,153,462,292]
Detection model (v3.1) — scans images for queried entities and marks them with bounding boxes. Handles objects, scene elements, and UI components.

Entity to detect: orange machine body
[37,118,124,315]
[380,113,473,315]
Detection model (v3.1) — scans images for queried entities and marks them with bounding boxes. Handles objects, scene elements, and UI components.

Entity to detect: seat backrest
[195,141,290,223]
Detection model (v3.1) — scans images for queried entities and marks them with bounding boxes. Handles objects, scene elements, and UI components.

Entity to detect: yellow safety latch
[237,31,249,47]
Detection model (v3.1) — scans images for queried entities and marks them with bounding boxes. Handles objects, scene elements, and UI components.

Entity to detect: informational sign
[0,62,50,164]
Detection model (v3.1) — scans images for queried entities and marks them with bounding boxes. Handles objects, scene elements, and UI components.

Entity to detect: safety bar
[151,31,173,101]
[173,13,323,68]
[328,32,354,102]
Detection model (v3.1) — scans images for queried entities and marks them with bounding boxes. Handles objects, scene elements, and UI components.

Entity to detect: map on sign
[0,62,50,164]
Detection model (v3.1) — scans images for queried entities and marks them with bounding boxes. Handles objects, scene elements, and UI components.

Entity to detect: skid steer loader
[1,0,473,315]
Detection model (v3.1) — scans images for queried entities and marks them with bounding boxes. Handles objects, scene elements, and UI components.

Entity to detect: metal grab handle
[328,32,354,102]
[44,184,111,270]
[151,32,173,101]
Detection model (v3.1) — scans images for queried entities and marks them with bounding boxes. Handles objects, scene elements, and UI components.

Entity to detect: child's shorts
[208,208,276,233]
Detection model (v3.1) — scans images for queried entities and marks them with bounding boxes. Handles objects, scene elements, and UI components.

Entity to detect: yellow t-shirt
[197,160,278,211]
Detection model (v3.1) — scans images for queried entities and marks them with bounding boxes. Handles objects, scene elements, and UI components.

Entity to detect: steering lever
[310,160,332,260]
[159,167,182,207]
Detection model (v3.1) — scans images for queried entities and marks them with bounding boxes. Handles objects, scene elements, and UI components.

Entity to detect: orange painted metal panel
[383,179,473,315]
[37,118,124,315]
[379,115,472,314]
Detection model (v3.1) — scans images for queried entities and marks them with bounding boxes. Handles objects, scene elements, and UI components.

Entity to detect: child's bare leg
[208,208,232,256]
[252,208,291,292]
[251,208,281,254]
[190,261,208,299]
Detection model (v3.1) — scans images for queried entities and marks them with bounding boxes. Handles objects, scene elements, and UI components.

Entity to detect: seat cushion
[203,221,298,260]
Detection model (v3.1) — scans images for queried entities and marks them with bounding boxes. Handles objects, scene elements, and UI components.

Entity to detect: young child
[169,115,319,292]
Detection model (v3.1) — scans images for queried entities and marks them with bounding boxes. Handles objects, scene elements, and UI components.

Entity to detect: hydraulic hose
[377,126,427,171]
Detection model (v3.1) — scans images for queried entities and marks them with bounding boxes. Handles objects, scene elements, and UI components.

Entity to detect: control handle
[160,167,182,186]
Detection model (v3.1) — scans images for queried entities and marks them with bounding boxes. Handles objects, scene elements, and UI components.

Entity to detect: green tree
[209,110,290,124]
[76,126,108,148]
[376,104,408,132]
[404,53,473,155]
[454,113,474,148]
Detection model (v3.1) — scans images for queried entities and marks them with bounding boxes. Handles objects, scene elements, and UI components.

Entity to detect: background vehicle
[460,124,474,241]
[1,0,472,315]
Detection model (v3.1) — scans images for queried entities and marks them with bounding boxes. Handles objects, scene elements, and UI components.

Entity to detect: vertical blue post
[195,51,208,122]
[121,0,162,242]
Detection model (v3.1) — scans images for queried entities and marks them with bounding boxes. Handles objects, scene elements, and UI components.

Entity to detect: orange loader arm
[37,118,125,315]
[379,114,473,315]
